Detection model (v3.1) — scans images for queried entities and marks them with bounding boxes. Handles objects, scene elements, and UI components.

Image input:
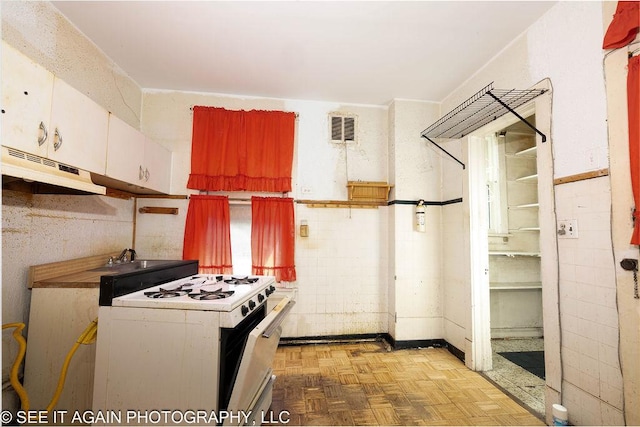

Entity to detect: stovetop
[112,274,276,312]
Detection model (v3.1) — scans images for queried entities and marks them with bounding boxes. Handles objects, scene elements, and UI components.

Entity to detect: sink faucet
[116,248,137,263]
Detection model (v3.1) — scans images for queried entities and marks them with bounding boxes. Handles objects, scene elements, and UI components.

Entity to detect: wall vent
[330,114,356,144]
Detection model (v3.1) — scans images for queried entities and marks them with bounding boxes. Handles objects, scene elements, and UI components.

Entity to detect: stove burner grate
[224,276,259,285]
[144,285,192,299]
[188,289,235,300]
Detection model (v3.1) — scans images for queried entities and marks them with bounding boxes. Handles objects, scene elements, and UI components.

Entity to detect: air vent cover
[330,115,356,144]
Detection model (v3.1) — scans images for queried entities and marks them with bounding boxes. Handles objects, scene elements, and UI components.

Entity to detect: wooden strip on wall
[138,206,179,215]
[553,168,609,185]
[297,200,386,209]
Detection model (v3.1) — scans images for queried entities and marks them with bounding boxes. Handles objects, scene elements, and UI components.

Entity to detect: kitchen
[2,1,639,426]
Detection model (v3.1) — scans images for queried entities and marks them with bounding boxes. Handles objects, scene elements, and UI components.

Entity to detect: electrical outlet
[557,219,578,239]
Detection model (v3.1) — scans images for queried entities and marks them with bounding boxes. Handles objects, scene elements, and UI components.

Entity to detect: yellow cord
[2,318,98,413]
[2,323,29,411]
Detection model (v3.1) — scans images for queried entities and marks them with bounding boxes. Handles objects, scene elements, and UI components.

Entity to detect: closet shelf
[513,227,540,232]
[489,251,541,257]
[516,174,538,183]
[490,282,542,290]
[510,203,539,209]
[514,146,537,157]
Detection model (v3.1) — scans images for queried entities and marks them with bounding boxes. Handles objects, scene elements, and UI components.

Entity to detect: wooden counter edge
[28,252,121,289]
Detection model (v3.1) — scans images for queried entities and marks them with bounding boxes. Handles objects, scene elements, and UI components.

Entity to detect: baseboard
[279,333,386,346]
[280,333,465,363]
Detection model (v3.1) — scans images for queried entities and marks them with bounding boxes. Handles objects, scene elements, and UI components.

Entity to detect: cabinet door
[106,114,145,184]
[49,78,108,174]
[143,137,172,193]
[1,42,54,157]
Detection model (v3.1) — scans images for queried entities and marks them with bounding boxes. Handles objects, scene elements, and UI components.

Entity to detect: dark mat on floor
[497,351,545,380]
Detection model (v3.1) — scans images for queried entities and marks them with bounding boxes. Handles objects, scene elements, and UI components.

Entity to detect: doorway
[483,117,545,417]
[467,96,557,419]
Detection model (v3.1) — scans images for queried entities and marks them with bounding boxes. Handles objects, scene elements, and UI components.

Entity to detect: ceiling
[52,1,556,106]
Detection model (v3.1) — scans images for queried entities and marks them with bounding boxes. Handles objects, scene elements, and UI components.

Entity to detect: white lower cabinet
[23,287,98,417]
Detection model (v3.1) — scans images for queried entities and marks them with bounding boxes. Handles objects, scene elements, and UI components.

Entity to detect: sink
[89,260,176,273]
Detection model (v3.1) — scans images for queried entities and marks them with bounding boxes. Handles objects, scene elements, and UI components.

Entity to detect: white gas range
[92,262,293,426]
[112,274,278,327]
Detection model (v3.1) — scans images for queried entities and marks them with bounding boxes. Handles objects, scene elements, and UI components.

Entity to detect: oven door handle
[262,298,295,338]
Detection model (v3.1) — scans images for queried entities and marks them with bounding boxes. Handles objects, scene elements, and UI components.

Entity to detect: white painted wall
[138,91,391,337]
[2,2,635,424]
[440,2,626,425]
[387,100,443,342]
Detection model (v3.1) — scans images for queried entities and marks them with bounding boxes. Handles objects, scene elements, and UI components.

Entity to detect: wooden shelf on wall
[346,181,392,203]
[138,206,179,215]
[296,199,386,209]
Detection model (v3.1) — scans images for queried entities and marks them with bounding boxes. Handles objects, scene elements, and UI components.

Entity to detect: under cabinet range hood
[1,146,106,195]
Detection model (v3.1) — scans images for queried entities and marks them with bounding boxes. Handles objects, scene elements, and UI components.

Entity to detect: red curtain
[187,107,296,192]
[183,195,233,274]
[628,55,640,245]
[251,197,296,282]
[603,1,640,49]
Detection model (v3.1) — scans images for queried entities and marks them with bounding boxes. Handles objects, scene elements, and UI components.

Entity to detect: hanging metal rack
[420,82,548,169]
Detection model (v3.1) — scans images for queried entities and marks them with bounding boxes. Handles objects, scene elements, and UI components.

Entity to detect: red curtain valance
[603,1,640,49]
[187,106,296,192]
[251,196,296,282]
[182,195,233,274]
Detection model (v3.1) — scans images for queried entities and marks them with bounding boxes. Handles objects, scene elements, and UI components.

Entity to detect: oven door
[224,296,294,426]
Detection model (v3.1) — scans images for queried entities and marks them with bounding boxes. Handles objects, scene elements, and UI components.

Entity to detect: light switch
[557,219,578,238]
[300,220,309,237]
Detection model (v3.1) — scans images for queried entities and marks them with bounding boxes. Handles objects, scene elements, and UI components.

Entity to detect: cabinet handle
[144,168,150,182]
[53,128,62,151]
[37,122,48,146]
[139,165,144,181]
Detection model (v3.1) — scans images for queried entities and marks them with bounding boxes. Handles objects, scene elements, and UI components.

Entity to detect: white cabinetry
[1,42,54,157]
[143,137,171,193]
[106,114,145,183]
[488,127,542,339]
[49,79,108,174]
[105,114,171,194]
[1,41,108,174]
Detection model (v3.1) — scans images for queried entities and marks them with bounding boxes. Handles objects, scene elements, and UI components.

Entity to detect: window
[229,204,252,275]
[330,114,356,144]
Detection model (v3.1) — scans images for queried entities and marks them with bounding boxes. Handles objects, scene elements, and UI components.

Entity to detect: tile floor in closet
[270,341,544,426]
[484,338,546,419]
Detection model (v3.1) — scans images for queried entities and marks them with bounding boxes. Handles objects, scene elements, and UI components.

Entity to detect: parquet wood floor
[269,341,544,426]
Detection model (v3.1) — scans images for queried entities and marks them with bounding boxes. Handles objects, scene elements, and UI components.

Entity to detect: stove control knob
[241,305,249,316]
[258,293,265,302]
[249,300,256,310]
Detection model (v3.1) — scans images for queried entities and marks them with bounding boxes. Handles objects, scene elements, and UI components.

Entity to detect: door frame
[467,82,560,411]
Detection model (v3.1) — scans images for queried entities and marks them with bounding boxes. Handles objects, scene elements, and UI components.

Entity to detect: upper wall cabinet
[1,41,109,175]
[143,137,171,194]
[106,114,145,184]
[1,42,55,158]
[105,114,172,194]
[49,78,109,175]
